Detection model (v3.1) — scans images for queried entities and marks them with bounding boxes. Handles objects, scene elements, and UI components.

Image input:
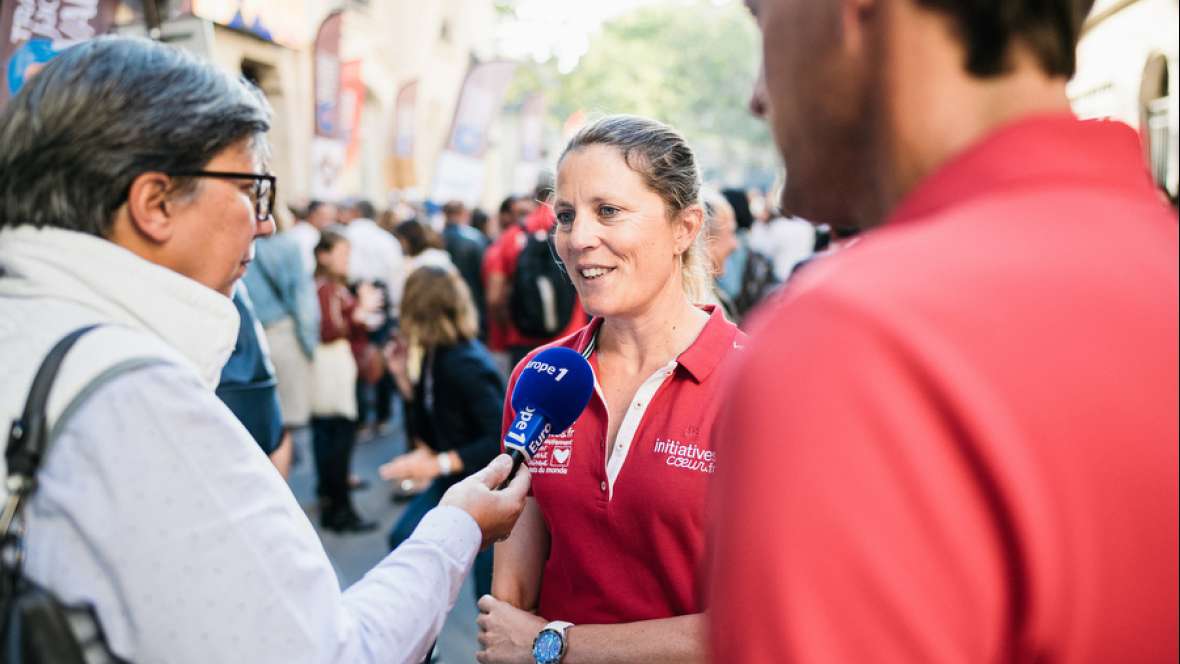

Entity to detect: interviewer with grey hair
[0,36,529,663]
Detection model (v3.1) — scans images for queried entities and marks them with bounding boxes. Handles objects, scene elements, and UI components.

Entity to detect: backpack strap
[1,325,101,535]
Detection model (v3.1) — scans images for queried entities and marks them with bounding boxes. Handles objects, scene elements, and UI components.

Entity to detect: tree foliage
[507,1,779,187]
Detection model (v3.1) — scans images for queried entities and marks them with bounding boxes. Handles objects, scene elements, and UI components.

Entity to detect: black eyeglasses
[168,171,276,222]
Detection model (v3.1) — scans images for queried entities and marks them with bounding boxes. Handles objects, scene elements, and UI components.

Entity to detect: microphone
[500,347,594,487]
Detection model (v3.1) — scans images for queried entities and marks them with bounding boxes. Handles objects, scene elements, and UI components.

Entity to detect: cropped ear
[674,204,705,256]
[124,171,179,244]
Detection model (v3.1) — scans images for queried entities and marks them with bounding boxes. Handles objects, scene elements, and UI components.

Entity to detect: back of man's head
[0,36,270,237]
[747,0,1095,230]
[307,200,338,229]
[916,0,1095,79]
[442,200,466,223]
[350,199,377,221]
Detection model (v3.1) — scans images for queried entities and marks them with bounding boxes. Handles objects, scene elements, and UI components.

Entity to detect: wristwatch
[532,620,573,664]
[436,451,454,476]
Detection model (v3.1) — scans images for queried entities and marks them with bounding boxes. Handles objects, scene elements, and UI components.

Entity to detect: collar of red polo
[886,113,1159,228]
[572,304,737,384]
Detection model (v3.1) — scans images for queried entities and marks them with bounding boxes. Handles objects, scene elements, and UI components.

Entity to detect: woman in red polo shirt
[476,115,744,664]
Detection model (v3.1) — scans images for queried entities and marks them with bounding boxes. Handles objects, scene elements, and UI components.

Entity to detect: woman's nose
[565,211,599,251]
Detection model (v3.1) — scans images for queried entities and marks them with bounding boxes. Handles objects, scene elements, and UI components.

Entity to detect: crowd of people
[226,171,802,537]
[0,0,1176,662]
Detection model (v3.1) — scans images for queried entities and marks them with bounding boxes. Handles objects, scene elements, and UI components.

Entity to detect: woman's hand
[378,446,441,484]
[476,595,547,664]
[383,335,409,381]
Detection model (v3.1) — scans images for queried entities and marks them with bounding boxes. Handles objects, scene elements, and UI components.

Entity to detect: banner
[1,0,120,106]
[513,93,546,194]
[386,79,418,190]
[431,61,517,205]
[340,59,364,169]
[519,93,545,162]
[310,10,344,199]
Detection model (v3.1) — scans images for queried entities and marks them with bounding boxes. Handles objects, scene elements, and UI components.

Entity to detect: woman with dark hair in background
[311,230,382,533]
[380,265,504,599]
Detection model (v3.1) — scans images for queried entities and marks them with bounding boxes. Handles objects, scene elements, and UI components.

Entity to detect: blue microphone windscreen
[511,347,595,432]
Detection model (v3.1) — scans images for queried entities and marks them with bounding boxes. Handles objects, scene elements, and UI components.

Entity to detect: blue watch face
[533,629,564,664]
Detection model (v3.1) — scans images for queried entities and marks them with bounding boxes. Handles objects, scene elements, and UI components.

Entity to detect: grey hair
[558,115,711,303]
[0,36,271,236]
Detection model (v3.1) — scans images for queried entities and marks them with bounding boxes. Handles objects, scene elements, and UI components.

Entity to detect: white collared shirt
[0,226,480,663]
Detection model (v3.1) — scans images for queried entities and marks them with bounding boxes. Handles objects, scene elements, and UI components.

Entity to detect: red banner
[340,59,364,168]
[1,0,120,106]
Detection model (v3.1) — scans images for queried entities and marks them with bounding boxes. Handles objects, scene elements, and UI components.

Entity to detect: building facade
[119,0,498,216]
[1070,0,1180,200]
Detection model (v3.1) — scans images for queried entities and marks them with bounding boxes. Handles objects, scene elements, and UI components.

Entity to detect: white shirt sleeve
[23,363,480,664]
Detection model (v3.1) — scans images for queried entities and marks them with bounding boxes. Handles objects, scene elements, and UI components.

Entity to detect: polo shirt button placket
[600,480,607,492]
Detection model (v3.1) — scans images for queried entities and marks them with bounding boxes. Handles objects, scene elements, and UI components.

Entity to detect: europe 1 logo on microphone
[504,406,553,458]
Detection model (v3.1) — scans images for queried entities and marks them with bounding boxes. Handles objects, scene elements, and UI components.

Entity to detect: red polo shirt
[709,115,1179,663]
[503,305,745,625]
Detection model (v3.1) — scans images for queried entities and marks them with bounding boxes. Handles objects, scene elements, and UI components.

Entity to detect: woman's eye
[555,210,575,226]
[598,205,620,218]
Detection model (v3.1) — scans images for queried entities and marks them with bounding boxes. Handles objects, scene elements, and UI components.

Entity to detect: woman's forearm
[563,614,705,664]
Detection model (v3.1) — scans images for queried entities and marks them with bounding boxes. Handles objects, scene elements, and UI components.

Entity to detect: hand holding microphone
[440,454,531,550]
[500,347,595,488]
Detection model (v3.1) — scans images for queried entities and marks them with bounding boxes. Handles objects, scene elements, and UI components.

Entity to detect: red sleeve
[316,282,344,343]
[708,289,1008,663]
[486,235,509,278]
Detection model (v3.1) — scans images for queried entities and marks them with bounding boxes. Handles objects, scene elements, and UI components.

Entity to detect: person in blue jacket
[216,282,284,461]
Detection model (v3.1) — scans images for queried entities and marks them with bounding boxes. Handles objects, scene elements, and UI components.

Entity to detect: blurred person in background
[711,0,1179,662]
[0,36,531,664]
[477,115,744,664]
[471,207,492,241]
[701,189,741,321]
[495,194,520,236]
[718,187,779,321]
[441,200,490,339]
[396,218,453,273]
[380,265,505,601]
[310,231,383,533]
[290,199,339,273]
[243,206,320,477]
[216,281,287,472]
[341,197,404,439]
[483,194,534,373]
[484,180,587,369]
[745,186,816,280]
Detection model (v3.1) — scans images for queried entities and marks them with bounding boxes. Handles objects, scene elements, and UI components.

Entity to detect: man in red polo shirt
[710,1,1179,663]
[485,194,587,368]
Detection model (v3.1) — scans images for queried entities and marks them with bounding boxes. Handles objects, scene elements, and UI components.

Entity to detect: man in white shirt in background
[746,209,817,281]
[341,197,405,315]
[289,199,340,274]
[0,36,529,664]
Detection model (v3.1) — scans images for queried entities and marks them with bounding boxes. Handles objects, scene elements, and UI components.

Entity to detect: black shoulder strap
[5,325,102,484]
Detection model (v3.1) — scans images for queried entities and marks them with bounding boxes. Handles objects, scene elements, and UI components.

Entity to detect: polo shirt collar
[575,304,738,384]
[886,113,1158,227]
